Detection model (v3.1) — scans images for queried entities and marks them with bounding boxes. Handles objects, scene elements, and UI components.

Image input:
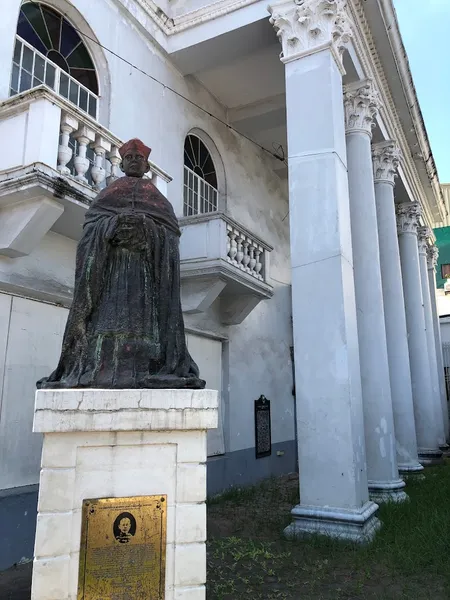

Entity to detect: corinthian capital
[396,202,422,236]
[268,0,353,71]
[417,226,432,255]
[343,79,381,136]
[372,140,402,185]
[427,244,439,270]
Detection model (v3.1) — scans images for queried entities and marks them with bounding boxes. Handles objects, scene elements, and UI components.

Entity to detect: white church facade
[0,0,447,568]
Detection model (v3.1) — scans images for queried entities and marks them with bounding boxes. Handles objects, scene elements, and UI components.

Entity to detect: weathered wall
[0,0,294,503]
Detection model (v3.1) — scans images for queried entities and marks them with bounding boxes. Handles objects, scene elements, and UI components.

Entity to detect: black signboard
[255,395,271,458]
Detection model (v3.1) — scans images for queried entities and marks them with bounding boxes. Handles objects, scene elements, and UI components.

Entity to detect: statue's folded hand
[111,213,147,250]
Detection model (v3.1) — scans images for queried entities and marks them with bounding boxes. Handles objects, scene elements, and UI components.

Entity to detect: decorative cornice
[372,140,401,186]
[417,226,432,255]
[347,0,442,228]
[426,244,439,270]
[343,78,381,136]
[268,0,353,71]
[396,202,422,236]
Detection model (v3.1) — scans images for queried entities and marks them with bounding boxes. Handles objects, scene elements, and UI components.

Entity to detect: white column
[397,204,443,464]
[427,245,450,442]
[268,0,379,542]
[418,227,447,449]
[344,81,406,503]
[372,141,422,473]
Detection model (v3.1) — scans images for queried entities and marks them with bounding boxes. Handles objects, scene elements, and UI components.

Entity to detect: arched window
[183,134,218,216]
[10,2,99,117]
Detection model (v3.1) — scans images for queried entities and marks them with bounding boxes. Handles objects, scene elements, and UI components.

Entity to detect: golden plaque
[77,495,167,600]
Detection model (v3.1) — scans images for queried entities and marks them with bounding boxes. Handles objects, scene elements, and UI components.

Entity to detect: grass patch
[207,465,450,599]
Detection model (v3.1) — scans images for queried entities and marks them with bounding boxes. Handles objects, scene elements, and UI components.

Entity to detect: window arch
[11,1,99,117]
[183,134,219,216]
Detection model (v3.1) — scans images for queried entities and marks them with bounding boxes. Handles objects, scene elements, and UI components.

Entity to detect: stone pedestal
[269,0,380,542]
[31,388,218,600]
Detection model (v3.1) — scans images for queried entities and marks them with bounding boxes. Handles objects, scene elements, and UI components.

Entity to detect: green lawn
[206,464,450,599]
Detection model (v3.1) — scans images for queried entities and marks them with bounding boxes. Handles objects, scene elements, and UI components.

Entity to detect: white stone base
[398,462,424,474]
[284,501,381,544]
[418,448,444,466]
[368,478,408,503]
[31,389,218,600]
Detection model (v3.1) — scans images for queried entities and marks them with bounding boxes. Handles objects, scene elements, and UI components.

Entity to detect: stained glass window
[17,2,98,93]
[11,2,99,116]
[183,135,218,216]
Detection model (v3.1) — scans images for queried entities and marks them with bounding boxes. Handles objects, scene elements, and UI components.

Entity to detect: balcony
[0,86,273,324]
[179,212,273,325]
[0,86,171,257]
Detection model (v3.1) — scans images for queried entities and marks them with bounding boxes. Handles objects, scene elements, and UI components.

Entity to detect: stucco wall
[0,0,295,497]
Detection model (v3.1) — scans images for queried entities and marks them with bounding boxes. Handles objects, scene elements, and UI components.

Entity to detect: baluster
[249,245,256,274]
[228,231,237,262]
[91,135,111,190]
[236,233,244,267]
[107,146,121,186]
[255,248,263,279]
[73,125,95,183]
[57,113,78,175]
[226,227,231,257]
[242,240,250,271]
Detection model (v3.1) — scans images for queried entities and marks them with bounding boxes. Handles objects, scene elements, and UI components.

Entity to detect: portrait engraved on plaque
[113,512,136,544]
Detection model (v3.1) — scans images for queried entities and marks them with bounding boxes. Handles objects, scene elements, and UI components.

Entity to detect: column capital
[396,202,422,236]
[268,0,353,71]
[417,226,432,255]
[372,140,402,186]
[343,79,381,137]
[427,244,439,270]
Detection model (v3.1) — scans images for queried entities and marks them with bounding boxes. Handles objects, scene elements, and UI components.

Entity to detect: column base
[398,461,424,474]
[439,442,449,452]
[368,479,408,503]
[284,501,380,544]
[418,448,444,466]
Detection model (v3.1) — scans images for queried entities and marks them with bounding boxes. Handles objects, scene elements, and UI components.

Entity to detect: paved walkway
[0,563,31,600]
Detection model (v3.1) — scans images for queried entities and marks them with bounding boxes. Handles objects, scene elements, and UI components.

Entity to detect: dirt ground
[2,467,450,600]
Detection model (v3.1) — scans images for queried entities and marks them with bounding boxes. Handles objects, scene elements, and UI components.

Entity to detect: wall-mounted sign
[255,395,271,458]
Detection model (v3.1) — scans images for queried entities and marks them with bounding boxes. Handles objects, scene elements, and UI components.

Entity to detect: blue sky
[393,0,450,182]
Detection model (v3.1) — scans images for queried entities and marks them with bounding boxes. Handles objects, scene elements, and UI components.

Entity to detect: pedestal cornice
[427,244,439,270]
[372,140,401,186]
[343,79,381,137]
[268,0,353,72]
[417,226,432,256]
[396,202,422,236]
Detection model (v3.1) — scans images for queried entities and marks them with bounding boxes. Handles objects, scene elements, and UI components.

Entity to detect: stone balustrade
[0,86,171,199]
[226,222,265,281]
[57,109,170,195]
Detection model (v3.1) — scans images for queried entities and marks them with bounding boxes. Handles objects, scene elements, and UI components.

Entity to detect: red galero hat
[119,138,151,160]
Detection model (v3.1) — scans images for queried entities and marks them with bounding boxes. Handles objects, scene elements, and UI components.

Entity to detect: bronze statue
[38,139,205,389]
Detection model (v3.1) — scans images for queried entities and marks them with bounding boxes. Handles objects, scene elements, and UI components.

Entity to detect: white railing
[180,212,272,287]
[183,165,218,216]
[226,222,265,281]
[10,36,98,119]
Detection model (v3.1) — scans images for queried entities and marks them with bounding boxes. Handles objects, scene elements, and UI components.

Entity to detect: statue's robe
[37,177,205,389]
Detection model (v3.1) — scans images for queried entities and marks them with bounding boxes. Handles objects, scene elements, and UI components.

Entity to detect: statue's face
[121,151,150,178]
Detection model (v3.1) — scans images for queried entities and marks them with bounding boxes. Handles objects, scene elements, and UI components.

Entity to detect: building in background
[0,0,447,568]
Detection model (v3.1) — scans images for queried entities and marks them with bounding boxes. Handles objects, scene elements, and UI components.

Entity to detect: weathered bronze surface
[37,138,205,390]
[78,495,167,600]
